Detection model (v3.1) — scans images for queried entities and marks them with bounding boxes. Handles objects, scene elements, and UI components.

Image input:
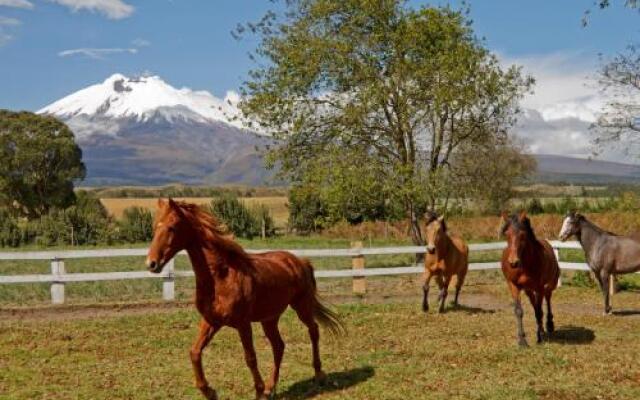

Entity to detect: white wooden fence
[0,241,588,304]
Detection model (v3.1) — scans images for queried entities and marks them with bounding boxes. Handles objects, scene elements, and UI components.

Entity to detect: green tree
[0,110,86,219]
[238,1,532,245]
[119,206,154,243]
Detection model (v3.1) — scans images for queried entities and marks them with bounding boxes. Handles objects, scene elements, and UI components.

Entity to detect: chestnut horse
[422,212,469,313]
[500,211,560,347]
[146,199,343,400]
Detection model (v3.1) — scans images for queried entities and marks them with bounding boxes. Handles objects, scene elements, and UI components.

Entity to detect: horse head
[146,198,192,273]
[425,212,447,254]
[501,210,535,268]
[559,211,583,242]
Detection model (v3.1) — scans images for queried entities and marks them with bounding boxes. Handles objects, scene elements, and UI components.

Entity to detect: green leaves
[239,1,532,240]
[0,110,86,219]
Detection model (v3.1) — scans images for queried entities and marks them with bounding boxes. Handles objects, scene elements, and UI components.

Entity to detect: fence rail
[0,241,589,304]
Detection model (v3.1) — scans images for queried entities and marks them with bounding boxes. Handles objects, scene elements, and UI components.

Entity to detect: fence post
[162,259,175,301]
[553,247,562,287]
[351,241,366,295]
[50,258,65,305]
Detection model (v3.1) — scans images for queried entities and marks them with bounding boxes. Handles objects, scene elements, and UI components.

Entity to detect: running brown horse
[500,211,560,347]
[146,199,343,400]
[422,212,469,313]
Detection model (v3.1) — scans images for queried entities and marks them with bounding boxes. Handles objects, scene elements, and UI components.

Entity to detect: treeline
[523,193,640,215]
[0,193,276,248]
[84,185,287,199]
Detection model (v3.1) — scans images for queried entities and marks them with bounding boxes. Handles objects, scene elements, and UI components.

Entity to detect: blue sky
[0,0,638,112]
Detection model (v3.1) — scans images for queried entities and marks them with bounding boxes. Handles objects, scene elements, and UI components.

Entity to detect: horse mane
[172,202,254,268]
[579,214,618,237]
[502,214,536,241]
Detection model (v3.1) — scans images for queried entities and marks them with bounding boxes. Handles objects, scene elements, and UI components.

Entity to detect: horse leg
[544,291,554,334]
[291,300,326,383]
[436,274,449,313]
[454,268,467,307]
[422,269,433,312]
[599,270,613,315]
[526,290,544,343]
[509,284,527,347]
[261,318,285,399]
[238,323,266,400]
[190,319,220,400]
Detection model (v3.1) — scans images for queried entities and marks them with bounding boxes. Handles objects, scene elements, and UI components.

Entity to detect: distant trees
[238,0,533,243]
[0,110,86,219]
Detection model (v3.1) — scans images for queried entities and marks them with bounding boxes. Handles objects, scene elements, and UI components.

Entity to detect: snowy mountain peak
[39,73,242,127]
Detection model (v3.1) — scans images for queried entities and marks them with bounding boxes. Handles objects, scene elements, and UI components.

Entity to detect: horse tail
[302,258,345,336]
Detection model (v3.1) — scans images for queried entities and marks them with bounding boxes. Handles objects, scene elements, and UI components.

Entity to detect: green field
[2,284,640,399]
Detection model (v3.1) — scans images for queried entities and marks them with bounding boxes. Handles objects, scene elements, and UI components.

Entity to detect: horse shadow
[277,366,374,399]
[446,303,496,315]
[548,325,595,345]
[612,309,640,316]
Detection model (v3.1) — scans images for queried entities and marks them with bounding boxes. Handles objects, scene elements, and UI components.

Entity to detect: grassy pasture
[2,285,640,399]
[100,196,289,226]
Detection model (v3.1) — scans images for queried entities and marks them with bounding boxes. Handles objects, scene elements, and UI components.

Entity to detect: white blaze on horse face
[559,216,572,241]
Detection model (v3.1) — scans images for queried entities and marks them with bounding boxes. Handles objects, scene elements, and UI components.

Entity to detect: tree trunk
[408,204,425,264]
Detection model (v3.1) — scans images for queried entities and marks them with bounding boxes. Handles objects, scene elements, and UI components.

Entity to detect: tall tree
[0,110,86,219]
[592,45,640,155]
[238,0,532,245]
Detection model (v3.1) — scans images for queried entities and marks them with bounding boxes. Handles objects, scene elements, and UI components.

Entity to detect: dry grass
[100,197,289,226]
[2,284,640,399]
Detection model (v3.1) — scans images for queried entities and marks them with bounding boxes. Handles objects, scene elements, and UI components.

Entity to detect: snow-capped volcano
[38,74,274,186]
[39,73,243,131]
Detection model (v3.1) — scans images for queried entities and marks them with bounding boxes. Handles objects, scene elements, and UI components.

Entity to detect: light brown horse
[501,211,559,347]
[146,199,343,400]
[422,212,469,313]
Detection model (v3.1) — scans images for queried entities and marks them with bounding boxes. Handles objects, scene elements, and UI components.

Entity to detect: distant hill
[533,154,640,184]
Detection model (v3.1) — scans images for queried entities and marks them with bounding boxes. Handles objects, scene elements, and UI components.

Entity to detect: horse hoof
[546,322,555,334]
[315,371,328,385]
[202,386,218,400]
[518,339,529,348]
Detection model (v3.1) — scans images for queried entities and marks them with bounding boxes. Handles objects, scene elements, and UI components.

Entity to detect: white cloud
[0,15,20,46]
[58,47,138,59]
[0,16,20,25]
[0,0,33,9]
[131,38,150,47]
[496,51,629,160]
[48,0,134,20]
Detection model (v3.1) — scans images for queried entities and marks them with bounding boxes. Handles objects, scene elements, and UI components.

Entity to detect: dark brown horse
[559,212,640,314]
[501,211,560,347]
[146,199,342,400]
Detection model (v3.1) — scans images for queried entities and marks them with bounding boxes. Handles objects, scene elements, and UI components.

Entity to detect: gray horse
[559,212,640,314]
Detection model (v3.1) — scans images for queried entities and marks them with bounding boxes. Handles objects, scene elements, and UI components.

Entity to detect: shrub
[118,207,154,243]
[526,198,545,215]
[0,209,23,247]
[209,195,275,239]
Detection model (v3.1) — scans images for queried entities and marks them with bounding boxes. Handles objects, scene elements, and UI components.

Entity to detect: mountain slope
[39,74,274,186]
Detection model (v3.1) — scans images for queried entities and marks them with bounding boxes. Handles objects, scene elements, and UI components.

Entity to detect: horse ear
[518,209,527,222]
[168,198,178,210]
[437,215,445,223]
[501,211,509,222]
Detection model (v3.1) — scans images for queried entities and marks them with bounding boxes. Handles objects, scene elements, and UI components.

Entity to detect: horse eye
[168,226,176,233]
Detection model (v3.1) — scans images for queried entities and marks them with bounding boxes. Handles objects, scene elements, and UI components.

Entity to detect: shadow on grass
[277,366,374,399]
[446,303,496,315]
[548,325,595,345]
[612,309,640,316]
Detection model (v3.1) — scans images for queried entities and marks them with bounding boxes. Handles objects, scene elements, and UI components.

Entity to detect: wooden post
[351,241,366,295]
[162,259,175,301]
[51,259,65,305]
[553,247,562,287]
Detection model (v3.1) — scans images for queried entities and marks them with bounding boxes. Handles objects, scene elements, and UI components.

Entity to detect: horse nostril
[148,261,157,271]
